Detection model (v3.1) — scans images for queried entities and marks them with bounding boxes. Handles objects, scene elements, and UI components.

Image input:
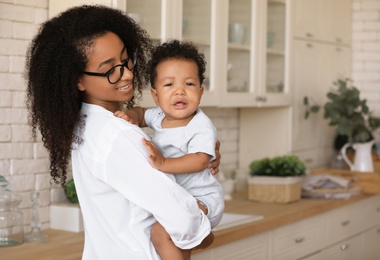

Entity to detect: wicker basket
[248,176,302,204]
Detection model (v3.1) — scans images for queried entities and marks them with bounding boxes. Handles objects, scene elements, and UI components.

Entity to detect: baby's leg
[151,221,189,260]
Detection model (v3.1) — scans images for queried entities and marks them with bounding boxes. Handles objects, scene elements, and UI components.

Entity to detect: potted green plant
[65,179,79,204]
[305,78,380,144]
[248,155,306,203]
[304,78,380,172]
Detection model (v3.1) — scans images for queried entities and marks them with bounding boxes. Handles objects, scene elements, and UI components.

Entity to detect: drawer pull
[306,33,313,38]
[295,237,305,243]
[377,228,380,234]
[341,244,349,251]
[341,220,350,226]
[376,207,380,212]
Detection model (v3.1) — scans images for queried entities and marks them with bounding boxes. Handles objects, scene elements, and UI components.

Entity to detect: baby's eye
[164,83,173,87]
[186,82,195,86]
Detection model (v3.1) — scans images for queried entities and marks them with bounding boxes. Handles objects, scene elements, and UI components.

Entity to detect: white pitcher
[341,140,375,172]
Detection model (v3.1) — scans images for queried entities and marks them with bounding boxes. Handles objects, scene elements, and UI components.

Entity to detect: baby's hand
[114,110,138,125]
[142,138,165,170]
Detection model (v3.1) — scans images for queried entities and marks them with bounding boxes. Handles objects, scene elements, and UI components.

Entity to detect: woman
[26,5,220,259]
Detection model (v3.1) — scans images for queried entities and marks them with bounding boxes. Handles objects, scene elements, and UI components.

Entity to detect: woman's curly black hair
[25,5,152,187]
[148,39,206,88]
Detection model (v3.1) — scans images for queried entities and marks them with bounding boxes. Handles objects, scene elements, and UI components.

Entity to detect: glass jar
[0,175,24,246]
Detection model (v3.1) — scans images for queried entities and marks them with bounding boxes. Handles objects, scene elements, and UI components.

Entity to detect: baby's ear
[151,88,160,106]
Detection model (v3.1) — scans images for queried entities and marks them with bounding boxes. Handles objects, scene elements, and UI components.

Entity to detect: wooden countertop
[1,192,373,259]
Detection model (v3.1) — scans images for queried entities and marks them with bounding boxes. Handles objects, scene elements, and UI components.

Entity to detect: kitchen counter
[1,192,373,259]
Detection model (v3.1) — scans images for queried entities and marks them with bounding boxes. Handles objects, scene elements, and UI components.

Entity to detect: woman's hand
[208,140,221,175]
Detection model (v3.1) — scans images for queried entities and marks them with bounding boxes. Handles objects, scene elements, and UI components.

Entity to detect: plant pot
[248,176,302,204]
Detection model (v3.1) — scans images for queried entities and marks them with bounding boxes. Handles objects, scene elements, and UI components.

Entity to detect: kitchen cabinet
[192,232,270,260]
[293,0,351,45]
[193,194,380,260]
[49,0,290,108]
[222,0,290,107]
[290,0,351,168]
[271,215,322,260]
[305,235,362,260]
[127,0,224,107]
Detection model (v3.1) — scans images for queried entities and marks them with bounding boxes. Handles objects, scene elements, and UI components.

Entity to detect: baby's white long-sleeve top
[71,103,211,260]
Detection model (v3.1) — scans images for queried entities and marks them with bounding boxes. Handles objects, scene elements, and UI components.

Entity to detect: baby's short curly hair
[148,40,206,88]
[25,5,152,186]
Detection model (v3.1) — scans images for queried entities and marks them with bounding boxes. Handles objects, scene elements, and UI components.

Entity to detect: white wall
[351,0,380,139]
[0,0,239,229]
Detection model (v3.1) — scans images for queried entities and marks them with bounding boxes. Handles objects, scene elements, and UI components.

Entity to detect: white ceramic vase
[341,140,375,172]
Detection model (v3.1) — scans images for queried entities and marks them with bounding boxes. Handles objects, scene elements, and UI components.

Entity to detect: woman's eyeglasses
[83,54,137,84]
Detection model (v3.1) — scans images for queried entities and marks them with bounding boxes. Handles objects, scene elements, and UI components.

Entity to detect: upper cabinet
[293,0,351,45]
[221,0,290,107]
[49,0,291,108]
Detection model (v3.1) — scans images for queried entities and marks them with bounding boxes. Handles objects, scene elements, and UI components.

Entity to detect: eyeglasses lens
[108,56,136,84]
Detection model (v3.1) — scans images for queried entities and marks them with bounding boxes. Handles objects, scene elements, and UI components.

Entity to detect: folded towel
[301,174,360,199]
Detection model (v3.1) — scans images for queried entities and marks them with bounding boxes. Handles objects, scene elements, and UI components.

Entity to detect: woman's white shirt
[71,103,211,260]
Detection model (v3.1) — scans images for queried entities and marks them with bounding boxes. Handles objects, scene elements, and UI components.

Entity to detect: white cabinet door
[293,0,351,45]
[221,0,290,107]
[291,40,325,152]
[291,40,350,165]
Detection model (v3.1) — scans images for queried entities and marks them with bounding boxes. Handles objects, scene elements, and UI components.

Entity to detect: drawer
[357,194,380,231]
[322,203,360,246]
[192,232,270,260]
[272,215,322,260]
[318,235,362,260]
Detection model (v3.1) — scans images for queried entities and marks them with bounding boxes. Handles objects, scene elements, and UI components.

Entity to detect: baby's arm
[142,138,211,174]
[114,107,147,127]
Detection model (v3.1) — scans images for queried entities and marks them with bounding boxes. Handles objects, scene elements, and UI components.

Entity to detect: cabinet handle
[295,237,305,243]
[336,47,342,52]
[255,96,267,102]
[306,33,313,38]
[341,220,350,226]
[341,244,349,251]
[376,207,380,212]
[336,38,342,43]
[377,228,380,234]
[306,43,313,48]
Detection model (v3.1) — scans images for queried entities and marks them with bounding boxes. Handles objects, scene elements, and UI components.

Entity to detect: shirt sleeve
[102,124,211,249]
[186,113,217,161]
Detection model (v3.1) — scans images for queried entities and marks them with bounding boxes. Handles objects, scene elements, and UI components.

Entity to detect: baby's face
[151,58,204,126]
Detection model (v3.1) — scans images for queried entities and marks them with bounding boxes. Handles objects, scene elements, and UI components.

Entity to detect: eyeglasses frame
[83,53,137,84]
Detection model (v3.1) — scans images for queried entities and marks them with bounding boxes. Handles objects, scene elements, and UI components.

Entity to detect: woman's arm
[104,126,211,249]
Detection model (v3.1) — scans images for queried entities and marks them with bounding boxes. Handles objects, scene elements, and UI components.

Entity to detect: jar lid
[0,175,22,207]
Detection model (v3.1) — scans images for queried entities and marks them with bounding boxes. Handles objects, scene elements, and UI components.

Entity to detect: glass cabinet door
[126,0,162,44]
[227,0,252,94]
[266,0,286,95]
[126,0,163,107]
[183,0,212,91]
[182,0,223,106]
